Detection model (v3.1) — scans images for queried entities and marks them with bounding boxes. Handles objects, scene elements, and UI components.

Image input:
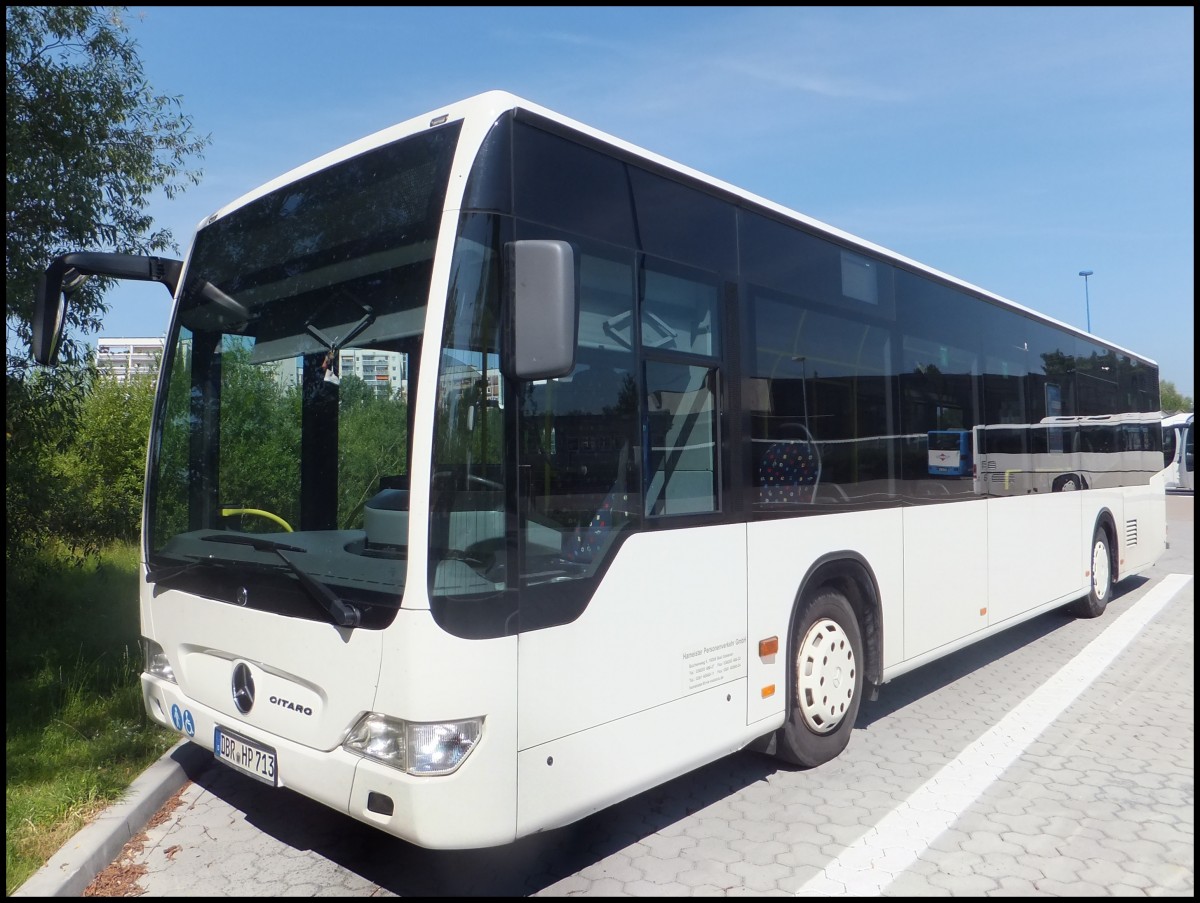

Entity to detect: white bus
[974,413,1165,496]
[1162,412,1194,491]
[31,91,1167,849]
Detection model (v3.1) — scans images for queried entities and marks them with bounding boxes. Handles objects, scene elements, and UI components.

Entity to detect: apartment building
[94,337,165,382]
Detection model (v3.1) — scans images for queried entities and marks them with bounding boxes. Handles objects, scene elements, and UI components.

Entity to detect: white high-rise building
[94,337,165,382]
[93,338,411,402]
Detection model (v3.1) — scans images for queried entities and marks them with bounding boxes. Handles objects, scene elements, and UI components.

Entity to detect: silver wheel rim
[796,617,856,733]
[1092,540,1110,601]
[1062,477,1078,491]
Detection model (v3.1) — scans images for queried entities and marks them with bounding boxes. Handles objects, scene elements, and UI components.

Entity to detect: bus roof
[202,89,1157,369]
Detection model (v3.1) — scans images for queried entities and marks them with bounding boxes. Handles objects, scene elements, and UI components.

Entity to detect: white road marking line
[794,573,1194,897]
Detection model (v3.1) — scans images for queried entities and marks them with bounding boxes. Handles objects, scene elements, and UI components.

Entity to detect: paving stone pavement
[42,495,1200,896]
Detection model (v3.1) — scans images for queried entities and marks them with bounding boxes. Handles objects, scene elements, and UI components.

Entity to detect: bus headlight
[143,638,176,683]
[343,713,482,775]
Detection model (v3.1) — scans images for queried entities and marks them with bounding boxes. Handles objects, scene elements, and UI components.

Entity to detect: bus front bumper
[141,674,517,849]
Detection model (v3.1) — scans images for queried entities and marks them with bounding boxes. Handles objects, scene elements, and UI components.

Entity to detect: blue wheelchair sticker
[170,704,196,736]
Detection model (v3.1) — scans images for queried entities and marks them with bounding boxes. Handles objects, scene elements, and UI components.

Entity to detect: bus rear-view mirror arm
[33,252,183,366]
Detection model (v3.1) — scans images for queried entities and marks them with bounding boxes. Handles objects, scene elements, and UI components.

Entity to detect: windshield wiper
[202,534,362,628]
[146,556,229,584]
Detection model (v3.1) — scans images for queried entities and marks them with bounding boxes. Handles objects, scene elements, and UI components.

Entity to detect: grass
[5,541,178,895]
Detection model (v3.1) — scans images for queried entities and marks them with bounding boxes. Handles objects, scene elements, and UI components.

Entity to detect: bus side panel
[515,680,758,839]
[1117,475,1167,576]
[745,508,904,727]
[902,500,990,659]
[986,492,1084,624]
[517,524,748,751]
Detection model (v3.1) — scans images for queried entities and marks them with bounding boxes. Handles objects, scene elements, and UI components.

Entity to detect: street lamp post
[1078,270,1093,332]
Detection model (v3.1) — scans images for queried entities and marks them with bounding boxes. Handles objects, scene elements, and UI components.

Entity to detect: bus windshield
[145,121,462,625]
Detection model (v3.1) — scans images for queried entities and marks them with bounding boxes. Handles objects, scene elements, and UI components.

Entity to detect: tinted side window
[742,211,897,511]
[641,258,722,358]
[515,228,642,591]
[1075,339,1120,416]
[512,122,635,247]
[1118,354,1158,414]
[628,167,736,272]
[645,361,718,516]
[747,287,894,509]
[740,210,894,320]
[894,270,982,501]
[639,257,725,518]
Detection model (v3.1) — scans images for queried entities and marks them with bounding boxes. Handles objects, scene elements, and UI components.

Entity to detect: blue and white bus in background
[927,429,973,477]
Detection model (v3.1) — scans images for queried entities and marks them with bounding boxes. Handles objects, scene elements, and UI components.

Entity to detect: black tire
[775,588,864,768]
[1052,473,1081,492]
[1070,524,1113,619]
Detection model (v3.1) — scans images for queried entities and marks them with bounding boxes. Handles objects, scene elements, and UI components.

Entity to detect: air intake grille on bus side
[1125,519,1138,546]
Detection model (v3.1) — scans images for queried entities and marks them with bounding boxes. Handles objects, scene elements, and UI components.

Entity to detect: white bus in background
[975,413,1165,496]
[1162,412,1194,491]
[30,91,1167,850]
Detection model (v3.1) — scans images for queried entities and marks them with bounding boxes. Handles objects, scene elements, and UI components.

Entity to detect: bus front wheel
[1070,525,1113,619]
[775,588,864,768]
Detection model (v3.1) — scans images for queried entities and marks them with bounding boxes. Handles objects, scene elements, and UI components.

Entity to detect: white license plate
[214,726,278,786]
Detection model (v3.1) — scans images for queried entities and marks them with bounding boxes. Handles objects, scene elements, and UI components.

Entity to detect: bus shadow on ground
[188,742,778,896]
[856,574,1150,728]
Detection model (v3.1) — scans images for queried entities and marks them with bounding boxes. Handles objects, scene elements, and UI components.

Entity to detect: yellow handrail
[220,508,294,533]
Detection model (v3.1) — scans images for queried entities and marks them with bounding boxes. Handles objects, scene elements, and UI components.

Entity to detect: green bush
[5,541,176,895]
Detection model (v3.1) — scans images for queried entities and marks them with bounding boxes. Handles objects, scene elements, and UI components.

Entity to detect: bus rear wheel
[775,588,864,768]
[1070,525,1112,619]
[1052,473,1081,492]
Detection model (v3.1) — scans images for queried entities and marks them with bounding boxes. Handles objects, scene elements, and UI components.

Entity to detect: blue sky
[99,6,1194,398]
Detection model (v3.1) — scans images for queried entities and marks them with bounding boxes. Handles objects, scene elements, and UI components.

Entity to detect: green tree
[1159,380,1193,415]
[53,370,157,545]
[6,5,209,364]
[217,344,302,529]
[6,5,208,573]
[5,364,92,577]
[7,367,156,572]
[155,339,303,539]
[338,376,409,528]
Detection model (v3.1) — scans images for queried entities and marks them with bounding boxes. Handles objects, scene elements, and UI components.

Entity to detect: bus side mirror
[506,239,577,380]
[32,269,68,366]
[31,252,183,366]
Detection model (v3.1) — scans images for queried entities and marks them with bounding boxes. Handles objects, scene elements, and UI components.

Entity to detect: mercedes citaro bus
[31,91,1167,848]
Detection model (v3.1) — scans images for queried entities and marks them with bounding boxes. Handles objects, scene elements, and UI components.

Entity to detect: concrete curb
[13,739,212,898]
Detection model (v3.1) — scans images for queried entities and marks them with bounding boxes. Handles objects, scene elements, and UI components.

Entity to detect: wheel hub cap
[1093,541,1110,600]
[796,617,856,734]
